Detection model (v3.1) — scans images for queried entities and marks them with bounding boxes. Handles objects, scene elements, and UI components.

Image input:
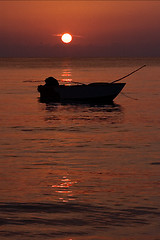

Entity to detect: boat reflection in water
[41,101,124,126]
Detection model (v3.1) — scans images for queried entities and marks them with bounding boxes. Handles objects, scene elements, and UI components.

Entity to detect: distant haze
[0,1,160,57]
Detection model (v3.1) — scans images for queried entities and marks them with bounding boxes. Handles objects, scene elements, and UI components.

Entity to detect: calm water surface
[0,58,160,240]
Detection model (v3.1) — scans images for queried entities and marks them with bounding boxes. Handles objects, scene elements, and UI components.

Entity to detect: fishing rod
[110,65,146,84]
[58,65,146,85]
[58,80,86,85]
[69,80,86,85]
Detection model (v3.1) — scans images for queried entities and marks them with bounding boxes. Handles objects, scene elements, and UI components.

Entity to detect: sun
[61,33,72,44]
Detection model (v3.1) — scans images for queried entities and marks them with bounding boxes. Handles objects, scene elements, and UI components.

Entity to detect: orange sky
[0,1,160,57]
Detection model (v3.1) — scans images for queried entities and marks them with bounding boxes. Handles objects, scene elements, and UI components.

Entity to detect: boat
[37,77,125,104]
[37,65,146,104]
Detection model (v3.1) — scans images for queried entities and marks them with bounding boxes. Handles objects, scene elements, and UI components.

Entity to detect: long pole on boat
[70,81,86,85]
[111,65,146,84]
[59,80,85,85]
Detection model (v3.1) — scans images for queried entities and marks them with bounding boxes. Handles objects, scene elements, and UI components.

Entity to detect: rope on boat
[120,92,138,100]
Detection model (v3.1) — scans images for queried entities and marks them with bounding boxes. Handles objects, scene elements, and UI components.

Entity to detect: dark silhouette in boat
[37,65,146,104]
[38,77,60,102]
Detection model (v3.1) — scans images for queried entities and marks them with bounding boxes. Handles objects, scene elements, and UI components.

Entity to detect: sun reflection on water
[61,68,72,85]
[52,176,77,202]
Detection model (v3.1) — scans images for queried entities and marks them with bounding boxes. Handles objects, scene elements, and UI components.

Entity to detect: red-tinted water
[0,58,160,240]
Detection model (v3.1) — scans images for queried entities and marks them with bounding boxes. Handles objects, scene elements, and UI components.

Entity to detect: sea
[0,58,160,240]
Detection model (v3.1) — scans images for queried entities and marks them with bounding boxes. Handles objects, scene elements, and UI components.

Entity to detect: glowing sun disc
[61,33,72,43]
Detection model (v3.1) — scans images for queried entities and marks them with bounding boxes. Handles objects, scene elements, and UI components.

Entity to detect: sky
[0,1,160,57]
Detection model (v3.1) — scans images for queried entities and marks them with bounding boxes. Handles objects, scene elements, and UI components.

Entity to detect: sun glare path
[61,33,72,44]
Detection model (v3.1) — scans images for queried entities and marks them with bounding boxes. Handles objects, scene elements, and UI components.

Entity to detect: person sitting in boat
[44,76,59,87]
[37,76,60,102]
